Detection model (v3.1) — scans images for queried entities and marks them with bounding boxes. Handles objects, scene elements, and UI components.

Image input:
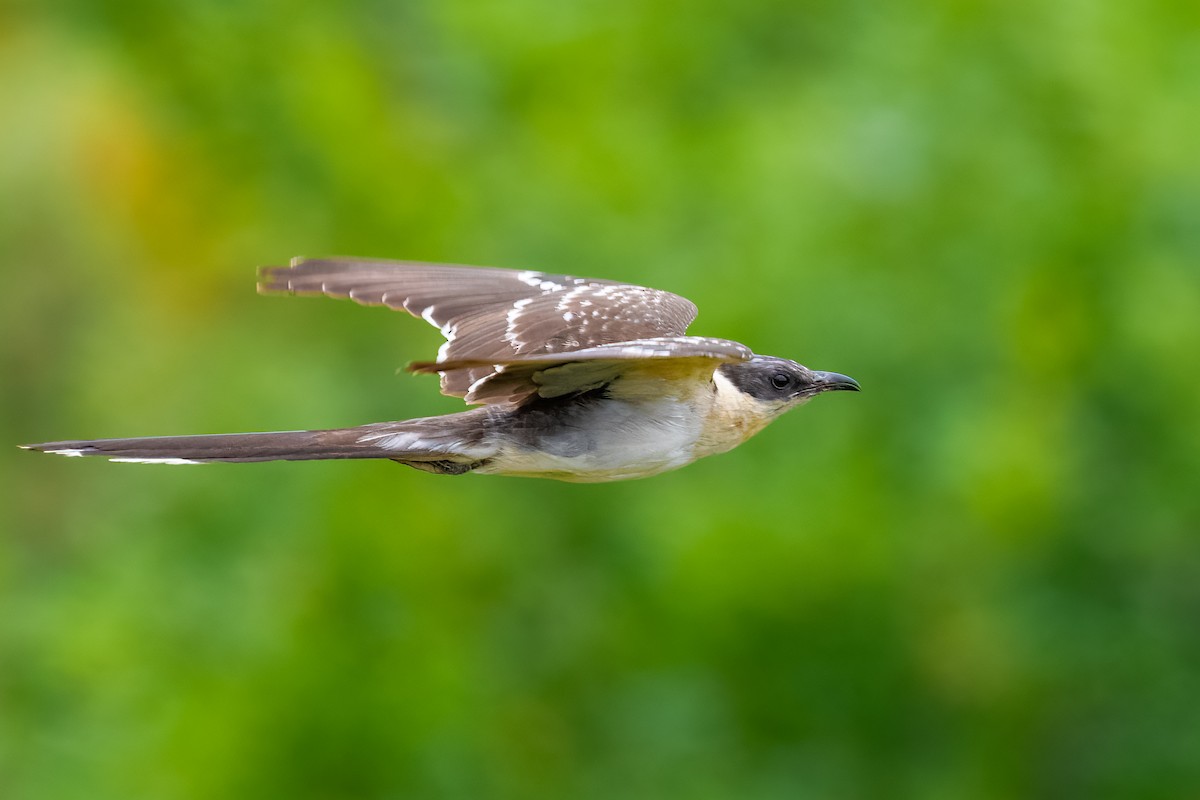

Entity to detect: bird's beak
[811,371,861,392]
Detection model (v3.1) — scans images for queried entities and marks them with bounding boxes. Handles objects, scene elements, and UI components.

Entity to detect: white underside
[477,395,704,482]
[476,370,778,482]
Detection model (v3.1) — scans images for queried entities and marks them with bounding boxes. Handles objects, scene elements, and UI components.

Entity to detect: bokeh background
[3,1,1199,798]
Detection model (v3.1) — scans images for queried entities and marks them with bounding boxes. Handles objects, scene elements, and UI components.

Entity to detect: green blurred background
[3,1,1199,798]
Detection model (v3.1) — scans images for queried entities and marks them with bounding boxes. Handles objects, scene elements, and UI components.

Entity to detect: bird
[21,257,860,482]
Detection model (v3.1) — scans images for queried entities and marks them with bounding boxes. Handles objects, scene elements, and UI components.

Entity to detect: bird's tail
[20,413,495,470]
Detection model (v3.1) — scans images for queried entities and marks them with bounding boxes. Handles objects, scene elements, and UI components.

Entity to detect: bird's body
[23,258,859,482]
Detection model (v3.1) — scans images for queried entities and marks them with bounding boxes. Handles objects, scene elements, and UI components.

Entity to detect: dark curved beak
[811,371,861,392]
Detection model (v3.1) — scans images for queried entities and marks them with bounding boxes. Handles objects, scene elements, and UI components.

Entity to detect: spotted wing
[258,257,702,403]
[410,336,752,405]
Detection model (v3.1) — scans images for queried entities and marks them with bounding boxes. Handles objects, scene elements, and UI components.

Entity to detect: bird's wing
[259,257,703,404]
[410,336,752,405]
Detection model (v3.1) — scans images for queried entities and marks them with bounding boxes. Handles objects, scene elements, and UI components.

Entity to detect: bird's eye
[770,373,791,390]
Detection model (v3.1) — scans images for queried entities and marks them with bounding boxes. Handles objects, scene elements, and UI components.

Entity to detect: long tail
[20,413,495,470]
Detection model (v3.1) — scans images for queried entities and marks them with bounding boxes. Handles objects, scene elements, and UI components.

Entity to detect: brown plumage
[23,258,859,481]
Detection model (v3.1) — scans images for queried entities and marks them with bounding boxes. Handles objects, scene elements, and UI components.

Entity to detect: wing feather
[411,336,752,405]
[259,257,719,406]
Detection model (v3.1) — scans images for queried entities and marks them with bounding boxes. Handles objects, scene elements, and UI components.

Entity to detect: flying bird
[22,258,859,482]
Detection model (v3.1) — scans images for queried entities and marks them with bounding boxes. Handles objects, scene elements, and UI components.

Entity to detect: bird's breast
[481,391,708,482]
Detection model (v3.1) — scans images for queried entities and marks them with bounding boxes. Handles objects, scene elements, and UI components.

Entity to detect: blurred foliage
[2,0,1199,798]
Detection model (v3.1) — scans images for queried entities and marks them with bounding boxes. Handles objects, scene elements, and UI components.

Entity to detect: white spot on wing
[505,297,534,348]
[554,284,590,311]
[47,449,86,457]
[110,457,203,465]
[517,270,565,293]
[466,370,499,397]
[431,319,458,362]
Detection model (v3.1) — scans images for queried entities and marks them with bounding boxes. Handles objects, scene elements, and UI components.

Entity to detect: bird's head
[716,356,860,417]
